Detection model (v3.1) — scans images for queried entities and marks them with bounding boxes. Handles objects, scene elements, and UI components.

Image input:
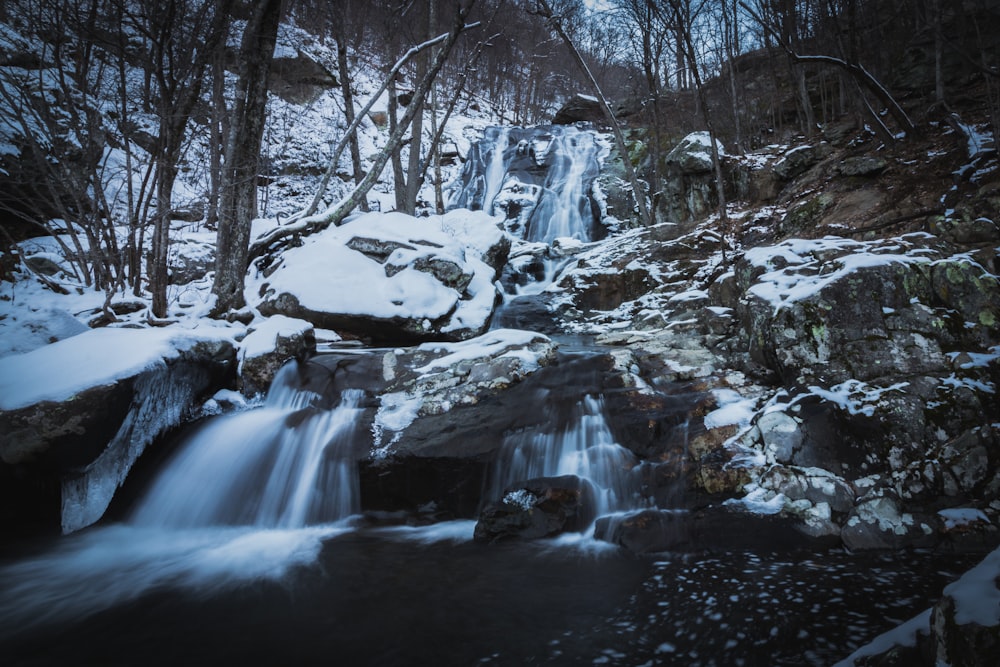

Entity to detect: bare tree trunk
[300,29,456,219]
[212,0,283,316]
[336,39,368,212]
[388,76,408,211]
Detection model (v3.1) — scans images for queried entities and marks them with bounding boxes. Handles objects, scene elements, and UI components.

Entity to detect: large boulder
[552,93,604,125]
[255,210,507,344]
[0,327,236,533]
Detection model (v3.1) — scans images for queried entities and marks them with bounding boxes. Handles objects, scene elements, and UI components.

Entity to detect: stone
[837,156,887,177]
[552,93,604,125]
[774,143,829,180]
[238,315,316,397]
[757,411,803,464]
[474,475,598,543]
[760,465,856,514]
[840,490,936,551]
[593,505,830,554]
[930,548,1000,667]
[0,330,236,533]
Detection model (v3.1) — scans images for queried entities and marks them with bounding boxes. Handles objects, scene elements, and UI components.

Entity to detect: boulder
[594,505,830,554]
[553,93,604,125]
[255,211,504,344]
[774,143,829,180]
[930,547,1000,667]
[840,490,937,551]
[474,475,598,543]
[0,327,236,533]
[238,315,316,396]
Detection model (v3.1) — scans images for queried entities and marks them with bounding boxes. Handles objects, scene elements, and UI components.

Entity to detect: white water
[130,367,365,529]
[448,125,601,245]
[488,394,644,518]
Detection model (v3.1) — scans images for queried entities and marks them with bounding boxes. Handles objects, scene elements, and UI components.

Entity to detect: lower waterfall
[130,365,366,529]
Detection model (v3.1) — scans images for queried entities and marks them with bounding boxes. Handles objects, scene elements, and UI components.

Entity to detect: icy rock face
[255,211,507,344]
[0,331,235,533]
[447,125,603,243]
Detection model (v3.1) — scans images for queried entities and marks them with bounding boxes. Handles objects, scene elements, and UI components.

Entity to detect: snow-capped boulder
[930,546,1000,667]
[664,132,725,174]
[0,326,236,533]
[255,211,507,344]
[473,475,598,543]
[238,315,316,397]
[552,93,604,125]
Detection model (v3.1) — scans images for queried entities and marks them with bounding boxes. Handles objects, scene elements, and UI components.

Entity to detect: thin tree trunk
[336,39,368,211]
[301,31,456,219]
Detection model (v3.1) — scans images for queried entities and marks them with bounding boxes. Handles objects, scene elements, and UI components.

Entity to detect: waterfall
[447,125,602,244]
[487,394,644,519]
[129,364,365,529]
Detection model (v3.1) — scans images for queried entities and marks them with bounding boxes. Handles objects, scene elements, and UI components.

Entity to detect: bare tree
[140,0,233,319]
[211,0,283,316]
[248,0,480,261]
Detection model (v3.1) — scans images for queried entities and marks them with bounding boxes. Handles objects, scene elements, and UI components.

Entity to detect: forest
[1,1,999,665]
[2,0,996,321]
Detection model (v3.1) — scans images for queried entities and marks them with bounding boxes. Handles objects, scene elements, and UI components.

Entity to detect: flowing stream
[0,125,978,666]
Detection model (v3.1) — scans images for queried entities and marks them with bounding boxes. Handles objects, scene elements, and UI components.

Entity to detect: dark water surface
[0,521,976,666]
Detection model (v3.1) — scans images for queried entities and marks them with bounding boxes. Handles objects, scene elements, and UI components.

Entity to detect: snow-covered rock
[0,326,236,532]
[238,315,316,396]
[254,211,506,344]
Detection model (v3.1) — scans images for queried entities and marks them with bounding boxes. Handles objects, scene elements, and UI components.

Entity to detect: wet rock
[594,505,831,554]
[841,490,937,551]
[238,315,316,397]
[474,475,598,543]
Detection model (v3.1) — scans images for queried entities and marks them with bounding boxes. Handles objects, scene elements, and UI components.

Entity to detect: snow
[0,326,234,412]
[807,380,909,417]
[725,483,786,515]
[414,328,549,375]
[942,546,1000,626]
[704,388,756,429]
[938,508,990,530]
[238,315,313,372]
[250,210,500,330]
[745,237,932,313]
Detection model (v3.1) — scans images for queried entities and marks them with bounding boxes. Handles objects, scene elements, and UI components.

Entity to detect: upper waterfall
[447,125,603,244]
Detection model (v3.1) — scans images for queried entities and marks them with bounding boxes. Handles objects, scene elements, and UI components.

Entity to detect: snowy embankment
[0,325,236,532]
[837,544,1000,666]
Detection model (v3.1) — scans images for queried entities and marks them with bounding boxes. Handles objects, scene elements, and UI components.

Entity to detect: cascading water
[448,124,603,245]
[487,393,644,519]
[129,363,366,529]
